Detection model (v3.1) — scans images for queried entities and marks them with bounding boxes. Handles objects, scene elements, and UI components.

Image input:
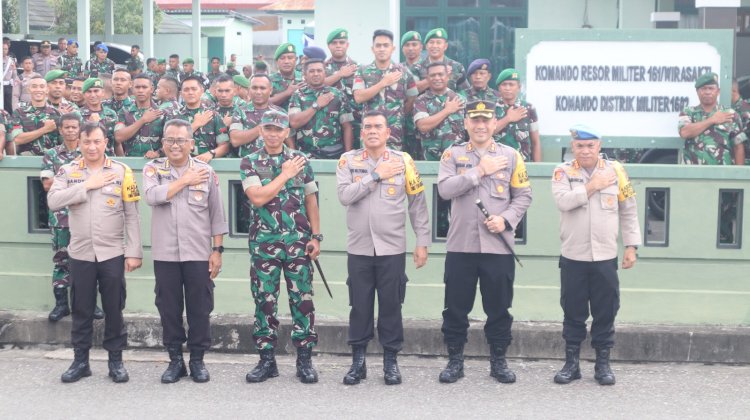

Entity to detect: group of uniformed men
[0,26,747,387]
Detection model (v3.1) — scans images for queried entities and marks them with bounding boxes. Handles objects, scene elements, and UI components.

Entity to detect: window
[229,180,250,237]
[28,177,49,234]
[432,184,450,241]
[717,189,743,249]
[644,188,669,247]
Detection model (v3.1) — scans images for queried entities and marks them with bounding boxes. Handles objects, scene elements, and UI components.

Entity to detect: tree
[49,0,163,35]
[2,0,20,34]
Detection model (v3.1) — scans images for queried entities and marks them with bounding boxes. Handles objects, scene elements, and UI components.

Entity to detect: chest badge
[496,185,504,193]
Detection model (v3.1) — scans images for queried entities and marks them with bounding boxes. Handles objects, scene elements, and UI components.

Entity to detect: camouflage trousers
[51,227,71,288]
[249,238,318,350]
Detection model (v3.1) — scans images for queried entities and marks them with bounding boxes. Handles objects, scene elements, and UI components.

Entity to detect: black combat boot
[246,348,279,383]
[108,350,129,383]
[438,343,465,383]
[594,348,616,385]
[48,287,71,322]
[188,349,210,383]
[161,345,187,384]
[383,349,402,385]
[554,344,582,384]
[343,344,367,385]
[296,347,319,384]
[489,343,516,383]
[93,305,105,320]
[61,348,92,383]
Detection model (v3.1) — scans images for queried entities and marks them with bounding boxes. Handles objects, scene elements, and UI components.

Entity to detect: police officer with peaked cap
[551,124,641,386]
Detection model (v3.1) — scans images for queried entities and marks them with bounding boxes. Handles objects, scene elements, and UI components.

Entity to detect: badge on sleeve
[441,149,451,162]
[122,167,141,202]
[144,166,156,178]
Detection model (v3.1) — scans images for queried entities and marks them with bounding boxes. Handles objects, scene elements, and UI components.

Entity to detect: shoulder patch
[441,149,452,162]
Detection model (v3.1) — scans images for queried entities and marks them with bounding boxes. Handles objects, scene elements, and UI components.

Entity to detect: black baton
[475,199,523,267]
[307,244,333,298]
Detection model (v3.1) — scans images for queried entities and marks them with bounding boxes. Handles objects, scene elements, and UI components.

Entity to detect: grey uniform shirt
[143,157,229,262]
[336,149,431,256]
[437,142,533,254]
[47,158,143,262]
[551,159,642,262]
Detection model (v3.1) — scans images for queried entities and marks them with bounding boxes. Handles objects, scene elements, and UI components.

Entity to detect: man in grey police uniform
[436,100,532,384]
[551,124,641,386]
[48,121,143,383]
[336,110,431,386]
[143,119,229,383]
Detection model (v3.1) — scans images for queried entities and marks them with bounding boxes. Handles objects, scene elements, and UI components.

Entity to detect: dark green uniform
[495,100,539,162]
[324,56,362,142]
[677,105,747,165]
[403,61,424,158]
[270,70,303,111]
[55,53,83,77]
[10,103,62,155]
[176,104,230,156]
[103,96,135,116]
[80,106,118,156]
[412,89,465,161]
[115,99,179,157]
[84,58,116,78]
[418,57,469,92]
[288,85,353,159]
[125,56,144,73]
[230,103,285,157]
[732,98,750,165]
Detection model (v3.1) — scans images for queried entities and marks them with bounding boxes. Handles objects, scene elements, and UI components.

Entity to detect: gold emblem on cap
[512,72,518,78]
[287,45,293,52]
[436,30,443,37]
[341,31,346,37]
[413,33,418,39]
[476,102,486,111]
[481,64,487,70]
[713,74,718,81]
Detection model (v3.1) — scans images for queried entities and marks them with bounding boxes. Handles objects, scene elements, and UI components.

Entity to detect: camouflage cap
[496,68,520,86]
[467,59,491,78]
[82,78,104,93]
[695,72,719,89]
[182,57,194,64]
[44,69,67,82]
[232,75,249,88]
[274,43,296,60]
[327,28,349,44]
[400,31,422,48]
[570,124,601,140]
[466,100,495,119]
[424,28,447,44]
[260,109,289,129]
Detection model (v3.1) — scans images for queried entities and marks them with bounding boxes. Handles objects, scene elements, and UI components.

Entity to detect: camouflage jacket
[55,53,83,77]
[47,99,81,114]
[207,71,224,85]
[418,56,470,92]
[732,98,750,165]
[289,85,354,159]
[230,103,285,157]
[125,56,144,73]
[176,104,230,156]
[210,99,245,157]
[116,99,179,157]
[678,104,747,165]
[458,86,500,104]
[165,68,181,79]
[0,110,11,136]
[239,144,318,244]
[495,99,539,162]
[10,103,62,156]
[325,56,362,120]
[179,71,210,89]
[41,144,81,228]
[413,89,465,161]
[103,96,135,115]
[352,61,418,150]
[84,58,116,78]
[80,106,119,156]
[270,70,303,111]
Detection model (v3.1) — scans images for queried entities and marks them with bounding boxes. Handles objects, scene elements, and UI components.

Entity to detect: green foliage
[2,0,20,33]
[49,0,163,34]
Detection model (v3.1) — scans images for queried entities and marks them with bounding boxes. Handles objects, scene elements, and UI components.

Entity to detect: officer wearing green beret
[494,68,541,162]
[270,43,304,111]
[80,78,121,156]
[45,70,80,114]
[418,28,469,93]
[400,30,424,159]
[324,28,362,143]
[180,58,210,89]
[678,72,746,165]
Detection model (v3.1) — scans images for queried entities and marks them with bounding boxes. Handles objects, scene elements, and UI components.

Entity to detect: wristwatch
[311,234,324,242]
[212,246,224,254]
[312,102,320,111]
[371,171,381,182]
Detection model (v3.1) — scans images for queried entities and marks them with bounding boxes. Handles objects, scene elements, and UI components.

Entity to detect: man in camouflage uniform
[233,74,250,103]
[41,113,82,322]
[180,58,210,89]
[225,62,239,77]
[413,62,465,161]
[45,70,79,114]
[207,57,223,85]
[0,109,10,159]
[241,110,322,384]
[115,74,178,158]
[418,28,469,93]
[33,40,57,77]
[494,68,541,162]
[231,75,286,158]
[458,59,499,104]
[678,72,746,165]
[10,76,62,155]
[207,74,245,157]
[125,45,144,77]
[731,79,750,165]
[176,75,230,161]
[80,78,120,156]
[55,40,83,78]
[69,78,85,108]
[401,30,425,158]
[289,57,353,159]
[352,30,418,152]
[103,69,134,115]
[156,76,179,104]
[324,29,362,144]
[166,54,181,79]
[84,44,116,78]
[269,43,304,111]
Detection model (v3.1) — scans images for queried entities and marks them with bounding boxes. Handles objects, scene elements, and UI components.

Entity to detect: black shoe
[343,345,367,385]
[49,288,71,322]
[594,348,616,385]
[93,305,104,320]
[438,344,465,383]
[161,346,187,384]
[61,348,91,383]
[108,351,129,383]
[554,344,582,384]
[489,343,516,384]
[188,349,210,383]
[296,347,318,384]
[246,348,279,383]
[383,349,402,385]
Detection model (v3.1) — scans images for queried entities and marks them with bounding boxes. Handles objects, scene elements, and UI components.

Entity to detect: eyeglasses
[163,138,190,146]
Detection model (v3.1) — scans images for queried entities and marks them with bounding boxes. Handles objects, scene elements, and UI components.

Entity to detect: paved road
[0,348,747,419]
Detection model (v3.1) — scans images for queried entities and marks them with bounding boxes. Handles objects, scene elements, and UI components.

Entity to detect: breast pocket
[380,176,404,200]
[489,170,511,200]
[100,185,123,212]
[188,184,209,209]
[600,186,619,211]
